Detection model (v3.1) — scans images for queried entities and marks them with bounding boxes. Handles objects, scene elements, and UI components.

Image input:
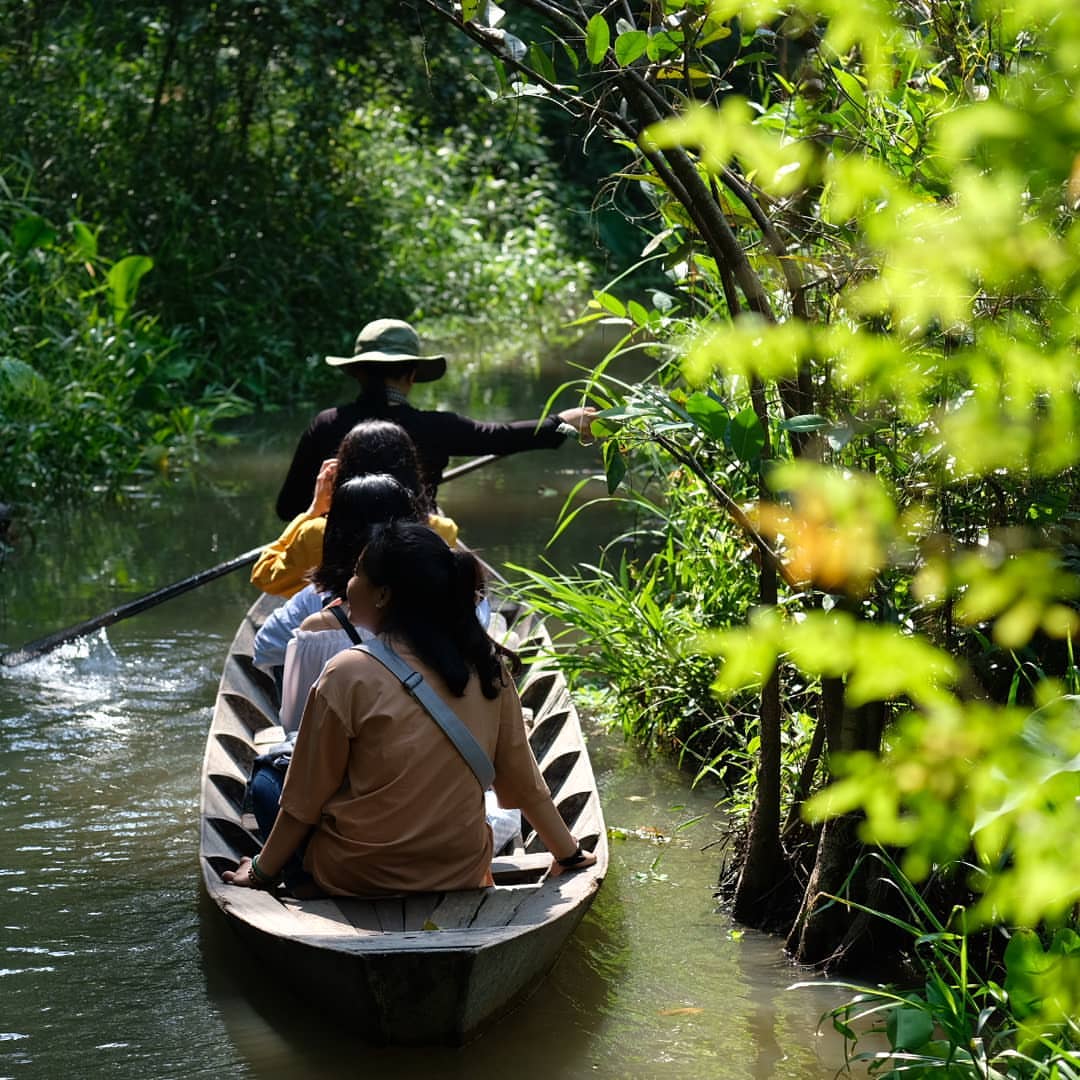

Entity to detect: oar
[0,452,504,668]
[0,545,265,668]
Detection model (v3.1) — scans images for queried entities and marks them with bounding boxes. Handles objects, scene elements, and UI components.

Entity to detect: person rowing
[254,418,456,599]
[275,319,595,520]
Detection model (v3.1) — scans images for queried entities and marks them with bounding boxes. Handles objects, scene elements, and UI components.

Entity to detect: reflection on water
[1,362,854,1078]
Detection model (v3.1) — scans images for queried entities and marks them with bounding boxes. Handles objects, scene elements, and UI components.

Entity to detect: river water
[0,359,853,1078]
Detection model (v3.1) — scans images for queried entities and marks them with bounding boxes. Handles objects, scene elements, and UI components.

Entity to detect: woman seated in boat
[251,421,460,677]
[225,520,597,895]
[249,477,515,858]
[250,419,458,599]
[276,473,420,734]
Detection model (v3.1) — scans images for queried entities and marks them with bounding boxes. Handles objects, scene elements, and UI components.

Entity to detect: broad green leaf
[728,407,765,462]
[615,30,648,66]
[646,32,683,62]
[528,43,557,83]
[685,391,729,440]
[593,291,627,318]
[699,26,732,47]
[69,220,98,261]
[106,254,154,325]
[779,414,830,433]
[885,1005,934,1051]
[12,214,57,256]
[585,14,610,64]
[604,442,627,494]
[461,0,481,22]
[832,66,866,108]
[627,299,650,326]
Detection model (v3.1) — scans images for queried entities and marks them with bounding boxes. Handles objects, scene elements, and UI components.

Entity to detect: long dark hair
[348,361,418,415]
[359,521,509,699]
[335,419,431,514]
[311,475,419,598]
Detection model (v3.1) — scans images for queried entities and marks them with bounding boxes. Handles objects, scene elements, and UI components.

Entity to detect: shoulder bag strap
[327,603,364,645]
[355,639,495,790]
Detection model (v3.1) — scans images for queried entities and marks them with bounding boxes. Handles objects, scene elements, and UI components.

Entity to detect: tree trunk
[731,557,789,926]
[784,810,861,966]
[785,690,884,965]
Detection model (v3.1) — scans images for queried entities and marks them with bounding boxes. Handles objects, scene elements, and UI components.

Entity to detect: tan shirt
[279,640,549,896]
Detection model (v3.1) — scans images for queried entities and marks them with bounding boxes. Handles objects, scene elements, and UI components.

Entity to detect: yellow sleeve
[249,513,327,597]
[427,512,459,547]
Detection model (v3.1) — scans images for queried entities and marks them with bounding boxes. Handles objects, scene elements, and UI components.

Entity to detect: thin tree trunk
[145,0,184,143]
[732,554,788,925]
[784,810,861,966]
[786,691,883,964]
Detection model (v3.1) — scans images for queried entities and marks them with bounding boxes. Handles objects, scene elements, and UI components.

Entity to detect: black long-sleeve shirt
[275,400,567,521]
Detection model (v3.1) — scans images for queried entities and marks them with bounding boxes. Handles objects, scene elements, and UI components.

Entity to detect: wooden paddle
[0,453,503,667]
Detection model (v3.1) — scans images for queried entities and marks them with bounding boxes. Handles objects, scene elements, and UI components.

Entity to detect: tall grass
[506,461,759,771]
[796,850,1080,1078]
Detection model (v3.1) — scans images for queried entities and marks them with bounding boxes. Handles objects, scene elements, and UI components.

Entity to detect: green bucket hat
[325,319,446,382]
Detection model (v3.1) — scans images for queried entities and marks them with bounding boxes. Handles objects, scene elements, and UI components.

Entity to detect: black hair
[347,361,418,414]
[310,475,419,598]
[335,419,431,514]
[359,521,513,699]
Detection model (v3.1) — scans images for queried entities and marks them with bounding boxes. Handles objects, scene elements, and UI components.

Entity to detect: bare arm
[222,808,311,888]
[522,798,598,878]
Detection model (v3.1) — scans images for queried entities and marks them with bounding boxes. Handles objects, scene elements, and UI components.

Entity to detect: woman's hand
[307,458,339,517]
[547,845,598,879]
[223,856,257,888]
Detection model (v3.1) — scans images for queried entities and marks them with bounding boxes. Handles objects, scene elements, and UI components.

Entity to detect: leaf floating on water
[625,795,646,802]
[607,825,671,843]
[658,1007,704,1016]
[422,920,440,931]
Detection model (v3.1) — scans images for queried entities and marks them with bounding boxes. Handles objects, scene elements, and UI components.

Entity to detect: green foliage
[506,451,757,765]
[0,3,601,502]
[425,0,1080,1026]
[0,178,248,505]
[801,853,1080,1077]
[546,0,1080,921]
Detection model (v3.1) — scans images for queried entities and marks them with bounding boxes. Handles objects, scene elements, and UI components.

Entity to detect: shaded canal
[0,359,852,1078]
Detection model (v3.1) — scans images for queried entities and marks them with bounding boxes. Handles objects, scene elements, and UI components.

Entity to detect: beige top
[280,640,549,896]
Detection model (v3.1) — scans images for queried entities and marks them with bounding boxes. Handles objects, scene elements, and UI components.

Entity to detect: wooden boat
[199,591,608,1045]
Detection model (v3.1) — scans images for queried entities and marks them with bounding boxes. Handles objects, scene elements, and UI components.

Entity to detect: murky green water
[0,360,853,1078]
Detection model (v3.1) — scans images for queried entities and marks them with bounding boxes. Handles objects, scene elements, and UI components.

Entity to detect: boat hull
[199,593,607,1045]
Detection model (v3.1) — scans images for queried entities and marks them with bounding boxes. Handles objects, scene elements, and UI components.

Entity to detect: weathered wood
[334,898,384,933]
[374,897,406,933]
[427,889,488,930]
[199,591,608,1044]
[471,884,539,927]
[403,893,441,931]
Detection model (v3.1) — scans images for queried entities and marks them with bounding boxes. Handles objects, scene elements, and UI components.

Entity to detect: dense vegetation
[417,0,1080,1074]
[0,2,600,506]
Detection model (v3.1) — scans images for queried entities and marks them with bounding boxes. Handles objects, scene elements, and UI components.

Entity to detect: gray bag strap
[355,639,495,790]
